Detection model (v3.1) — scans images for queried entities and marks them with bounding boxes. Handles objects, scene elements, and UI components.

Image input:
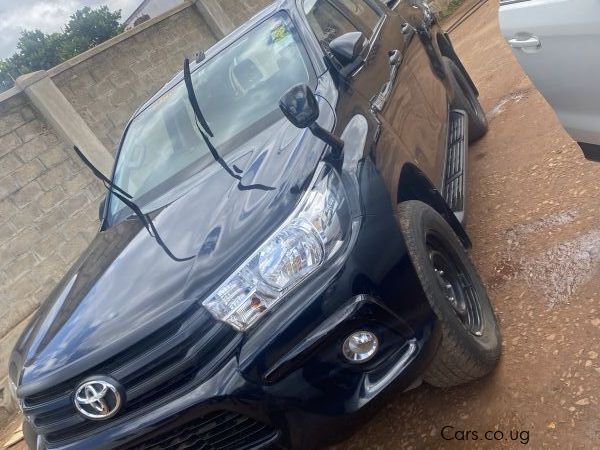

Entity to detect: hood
[12,115,330,393]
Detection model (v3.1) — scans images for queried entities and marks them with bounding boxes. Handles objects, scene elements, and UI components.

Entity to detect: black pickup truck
[10,0,500,449]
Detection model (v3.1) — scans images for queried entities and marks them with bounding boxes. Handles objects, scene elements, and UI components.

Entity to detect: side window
[337,0,381,30]
[304,0,359,46]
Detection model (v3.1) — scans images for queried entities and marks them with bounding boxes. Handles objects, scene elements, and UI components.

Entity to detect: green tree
[0,60,17,92]
[0,6,123,93]
[11,30,65,71]
[61,6,123,58]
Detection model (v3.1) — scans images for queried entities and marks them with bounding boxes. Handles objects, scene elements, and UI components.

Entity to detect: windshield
[108,11,314,222]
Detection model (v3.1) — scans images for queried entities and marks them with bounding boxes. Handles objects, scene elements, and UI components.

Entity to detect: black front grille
[123,410,277,450]
[21,304,239,446]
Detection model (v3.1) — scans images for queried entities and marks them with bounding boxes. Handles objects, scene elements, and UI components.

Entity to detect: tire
[397,201,501,387]
[442,56,488,142]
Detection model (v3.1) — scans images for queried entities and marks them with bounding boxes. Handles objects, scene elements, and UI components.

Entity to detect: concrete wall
[0,92,104,412]
[0,0,273,421]
[0,93,103,318]
[219,0,275,27]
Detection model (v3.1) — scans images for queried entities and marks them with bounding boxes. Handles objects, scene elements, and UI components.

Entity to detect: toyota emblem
[74,378,123,420]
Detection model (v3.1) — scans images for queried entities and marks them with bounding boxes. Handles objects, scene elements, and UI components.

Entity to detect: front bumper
[32,296,439,450]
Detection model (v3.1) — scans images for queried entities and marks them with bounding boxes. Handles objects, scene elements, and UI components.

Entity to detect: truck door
[391,0,449,185]
[304,0,444,196]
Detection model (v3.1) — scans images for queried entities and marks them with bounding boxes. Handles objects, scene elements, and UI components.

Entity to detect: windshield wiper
[73,146,194,262]
[183,58,275,192]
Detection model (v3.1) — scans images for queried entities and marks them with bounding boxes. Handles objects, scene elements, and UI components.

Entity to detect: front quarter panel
[237,112,438,385]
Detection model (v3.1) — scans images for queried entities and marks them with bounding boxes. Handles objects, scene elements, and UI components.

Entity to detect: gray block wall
[0,93,104,410]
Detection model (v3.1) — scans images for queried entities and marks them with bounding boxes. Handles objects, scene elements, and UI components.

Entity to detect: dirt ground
[2,1,599,449]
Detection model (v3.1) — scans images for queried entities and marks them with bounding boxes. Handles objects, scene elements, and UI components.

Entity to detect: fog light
[342,330,379,363]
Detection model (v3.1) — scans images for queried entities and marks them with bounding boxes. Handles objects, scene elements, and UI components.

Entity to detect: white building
[124,0,185,29]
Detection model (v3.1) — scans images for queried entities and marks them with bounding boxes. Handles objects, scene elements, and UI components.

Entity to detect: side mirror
[279,84,319,129]
[279,84,344,158]
[98,196,106,222]
[329,31,366,66]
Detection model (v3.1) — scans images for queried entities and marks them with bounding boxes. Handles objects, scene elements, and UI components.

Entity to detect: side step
[442,109,468,224]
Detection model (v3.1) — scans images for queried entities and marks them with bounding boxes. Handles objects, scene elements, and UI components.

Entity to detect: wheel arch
[436,32,479,97]
[396,163,471,248]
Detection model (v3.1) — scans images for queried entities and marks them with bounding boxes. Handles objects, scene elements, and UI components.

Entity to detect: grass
[438,0,467,19]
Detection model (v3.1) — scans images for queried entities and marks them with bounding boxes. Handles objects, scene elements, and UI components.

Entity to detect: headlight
[203,164,351,331]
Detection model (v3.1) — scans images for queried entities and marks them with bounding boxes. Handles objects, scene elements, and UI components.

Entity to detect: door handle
[401,22,415,40]
[371,50,403,113]
[389,49,403,66]
[508,36,540,49]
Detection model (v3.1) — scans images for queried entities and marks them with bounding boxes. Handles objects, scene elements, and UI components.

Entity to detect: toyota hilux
[9,1,501,449]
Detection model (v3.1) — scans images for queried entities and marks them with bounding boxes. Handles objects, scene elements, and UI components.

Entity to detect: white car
[499,0,600,161]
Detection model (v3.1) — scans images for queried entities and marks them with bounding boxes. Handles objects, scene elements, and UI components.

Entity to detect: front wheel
[397,201,501,387]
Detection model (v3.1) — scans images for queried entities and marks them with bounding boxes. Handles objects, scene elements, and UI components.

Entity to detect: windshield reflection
[109,12,314,223]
